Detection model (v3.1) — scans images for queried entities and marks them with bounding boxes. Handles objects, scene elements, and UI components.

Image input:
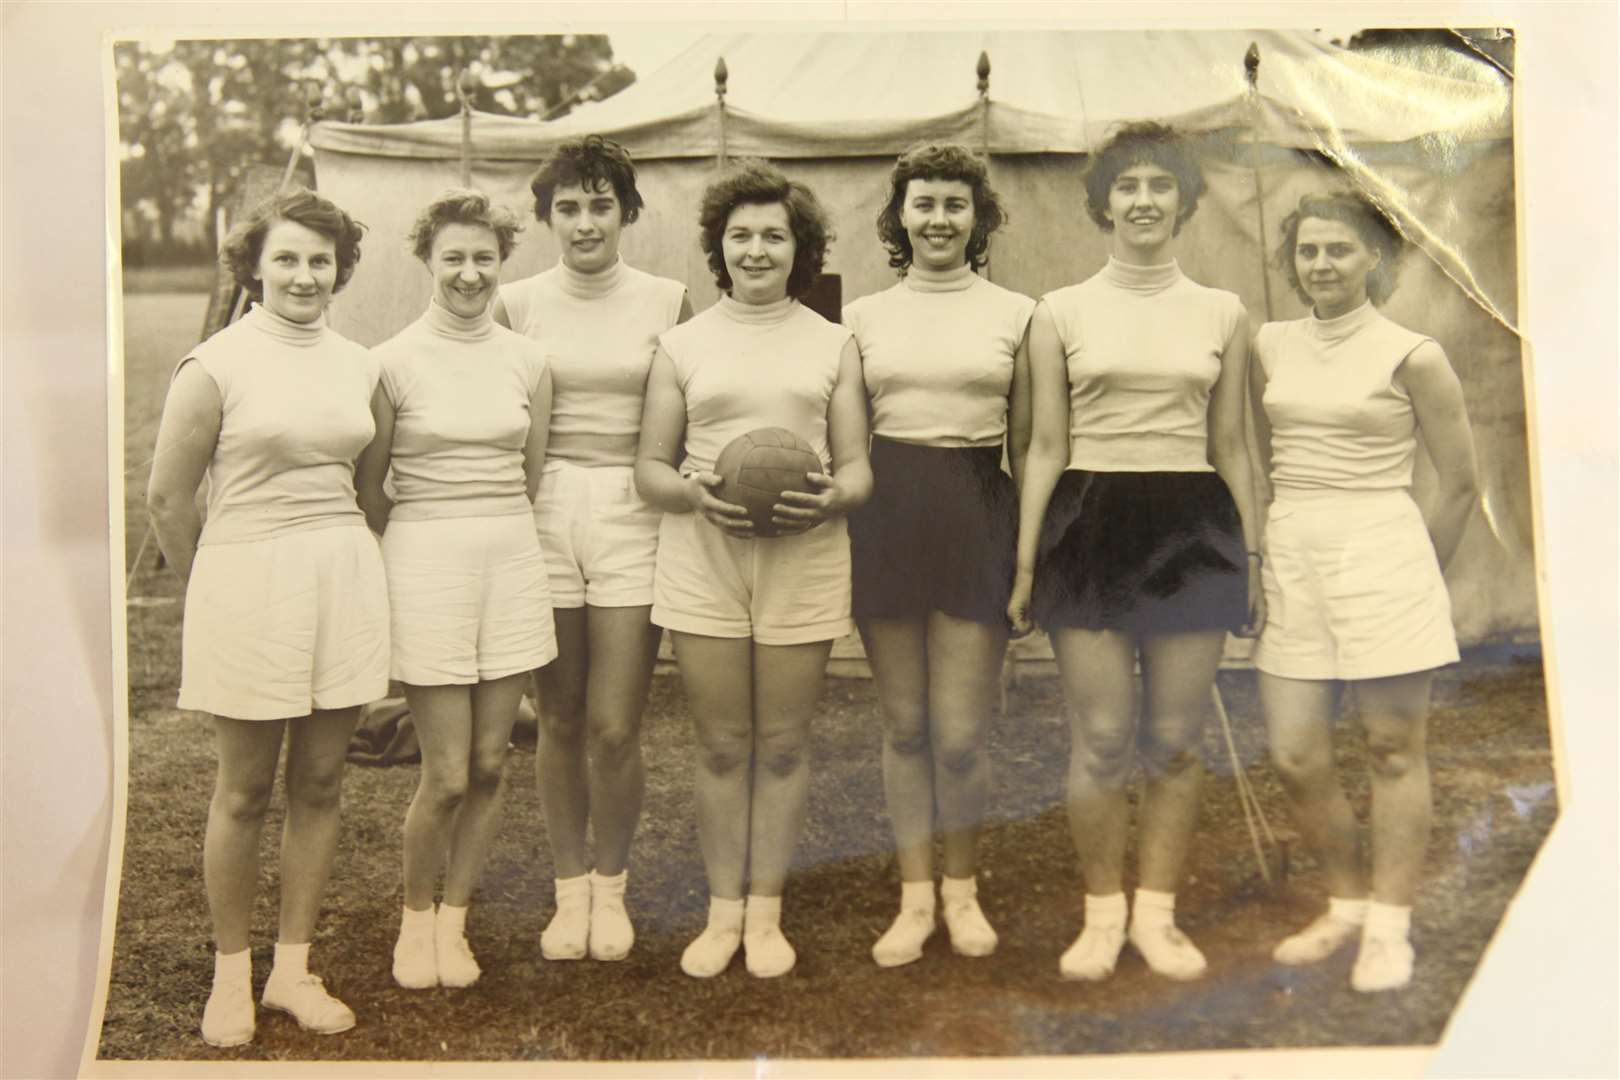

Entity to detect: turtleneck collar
[1101,256,1183,295]
[717,293,796,325]
[1309,299,1378,344]
[904,262,977,293]
[557,254,626,300]
[425,295,494,340]
[248,301,326,346]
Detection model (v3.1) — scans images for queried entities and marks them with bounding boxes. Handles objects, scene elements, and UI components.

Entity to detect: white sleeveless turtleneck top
[843,262,1035,448]
[1257,301,1434,494]
[658,295,852,476]
[1042,257,1246,473]
[180,304,379,545]
[499,256,687,467]
[372,298,552,520]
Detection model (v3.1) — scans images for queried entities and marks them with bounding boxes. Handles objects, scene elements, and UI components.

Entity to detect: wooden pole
[1244,42,1277,322]
[714,56,729,167]
[457,69,475,188]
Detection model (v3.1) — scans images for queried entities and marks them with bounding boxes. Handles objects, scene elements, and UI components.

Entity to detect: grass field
[100,283,1559,1064]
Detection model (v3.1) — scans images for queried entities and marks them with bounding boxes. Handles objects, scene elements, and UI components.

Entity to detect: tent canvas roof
[309,29,1512,160]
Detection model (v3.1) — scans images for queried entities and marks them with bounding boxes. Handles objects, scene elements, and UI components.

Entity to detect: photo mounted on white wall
[90,24,1544,1073]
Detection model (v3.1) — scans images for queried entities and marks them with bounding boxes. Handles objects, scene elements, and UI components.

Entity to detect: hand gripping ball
[713,427,823,539]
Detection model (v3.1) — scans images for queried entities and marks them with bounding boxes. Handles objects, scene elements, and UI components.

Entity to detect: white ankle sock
[270,941,309,979]
[1132,888,1177,928]
[1364,901,1411,939]
[899,879,936,912]
[1328,896,1370,925]
[437,903,469,935]
[744,894,782,935]
[1085,892,1128,929]
[401,904,435,932]
[214,947,251,985]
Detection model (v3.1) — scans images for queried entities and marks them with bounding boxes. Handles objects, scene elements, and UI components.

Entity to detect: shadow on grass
[95,646,1554,1063]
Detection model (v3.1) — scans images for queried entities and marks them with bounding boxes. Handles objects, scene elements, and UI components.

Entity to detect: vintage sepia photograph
[84,18,1553,1072]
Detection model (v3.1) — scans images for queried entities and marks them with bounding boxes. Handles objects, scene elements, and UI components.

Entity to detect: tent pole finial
[1244,42,1261,92]
[714,56,729,167]
[976,50,991,97]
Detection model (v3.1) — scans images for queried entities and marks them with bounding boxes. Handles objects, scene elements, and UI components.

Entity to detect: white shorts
[179,523,390,721]
[534,461,661,608]
[1254,489,1460,681]
[382,514,557,685]
[651,510,852,646]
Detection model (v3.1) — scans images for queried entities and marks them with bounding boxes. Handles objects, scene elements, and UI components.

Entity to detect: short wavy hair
[407,189,523,263]
[698,159,832,300]
[876,142,1006,274]
[1083,122,1206,235]
[1273,190,1406,306]
[221,187,365,299]
[528,135,645,224]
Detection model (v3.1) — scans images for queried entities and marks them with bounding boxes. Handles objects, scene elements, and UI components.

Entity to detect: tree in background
[115,34,635,261]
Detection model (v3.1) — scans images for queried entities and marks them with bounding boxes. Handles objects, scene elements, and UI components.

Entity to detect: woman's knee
[1364,722,1426,781]
[881,702,930,758]
[286,765,345,813]
[1138,717,1203,778]
[696,737,750,778]
[587,713,642,768]
[467,749,508,795]
[418,762,471,813]
[1073,713,1134,779]
[213,774,275,824]
[756,731,807,779]
[539,695,587,744]
[1270,741,1336,795]
[934,733,984,777]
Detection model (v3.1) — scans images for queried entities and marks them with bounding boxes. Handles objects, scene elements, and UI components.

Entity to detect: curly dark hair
[407,189,523,263]
[1083,122,1206,235]
[698,159,832,300]
[1273,190,1405,307]
[875,142,1006,274]
[528,135,645,224]
[220,187,365,299]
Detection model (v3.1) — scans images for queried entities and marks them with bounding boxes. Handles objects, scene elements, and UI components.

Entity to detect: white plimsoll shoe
[392,926,438,989]
[260,972,356,1035]
[680,923,742,978]
[743,926,797,978]
[872,907,936,968]
[1273,913,1362,966]
[200,978,255,1047]
[942,894,998,958]
[541,877,591,961]
[1128,922,1208,981]
[1058,924,1127,981]
[1350,934,1414,993]
[436,928,482,988]
[588,871,634,962]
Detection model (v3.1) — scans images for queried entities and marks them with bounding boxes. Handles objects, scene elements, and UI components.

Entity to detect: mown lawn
[99,287,1558,1064]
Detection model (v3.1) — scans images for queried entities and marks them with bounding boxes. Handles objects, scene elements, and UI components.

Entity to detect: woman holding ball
[495,136,690,963]
[356,190,555,990]
[844,143,1035,967]
[146,188,384,1046]
[636,160,872,978]
[1252,190,1477,993]
[1008,122,1263,982]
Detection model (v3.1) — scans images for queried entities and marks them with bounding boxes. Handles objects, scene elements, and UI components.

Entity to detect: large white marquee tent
[309,28,1530,648]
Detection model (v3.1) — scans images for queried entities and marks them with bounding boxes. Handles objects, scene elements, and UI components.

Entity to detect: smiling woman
[1009,122,1261,985]
[354,188,557,993]
[635,159,872,979]
[144,186,384,1048]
